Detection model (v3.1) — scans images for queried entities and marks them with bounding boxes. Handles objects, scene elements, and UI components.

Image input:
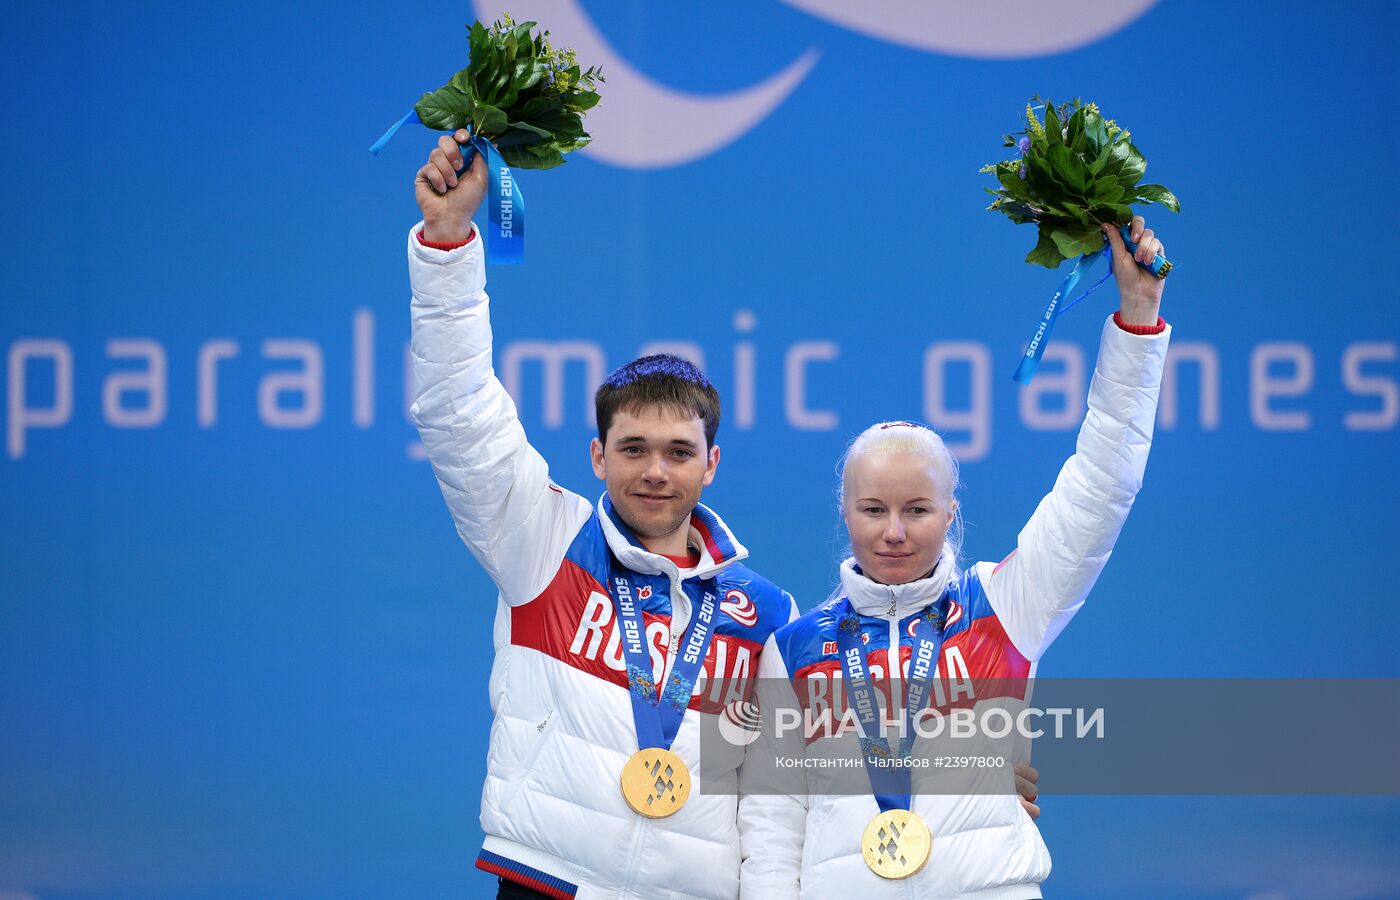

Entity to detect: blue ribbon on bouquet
[1011,225,1170,384]
[370,110,525,265]
[1010,243,1111,384]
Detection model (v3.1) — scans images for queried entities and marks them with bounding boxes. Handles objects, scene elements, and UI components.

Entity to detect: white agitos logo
[474,0,1158,169]
[778,0,1159,58]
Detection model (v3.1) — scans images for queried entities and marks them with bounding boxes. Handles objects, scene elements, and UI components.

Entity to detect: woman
[738,220,1171,899]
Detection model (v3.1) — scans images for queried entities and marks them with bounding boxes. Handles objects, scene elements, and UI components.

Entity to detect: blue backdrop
[3,1,1397,897]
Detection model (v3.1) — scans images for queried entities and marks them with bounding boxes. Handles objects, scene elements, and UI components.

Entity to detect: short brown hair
[594,354,721,447]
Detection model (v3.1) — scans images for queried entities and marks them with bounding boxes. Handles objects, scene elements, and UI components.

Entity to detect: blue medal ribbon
[608,555,719,751]
[834,597,948,814]
[370,111,525,265]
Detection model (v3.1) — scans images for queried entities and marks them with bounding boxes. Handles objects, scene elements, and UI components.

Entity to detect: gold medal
[861,809,932,879]
[619,748,691,818]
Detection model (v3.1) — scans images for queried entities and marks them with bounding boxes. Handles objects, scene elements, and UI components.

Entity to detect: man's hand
[1102,215,1166,326]
[416,129,488,244]
[1015,763,1040,820]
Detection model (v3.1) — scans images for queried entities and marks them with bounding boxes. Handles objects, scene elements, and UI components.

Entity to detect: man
[410,132,795,900]
[407,133,1038,899]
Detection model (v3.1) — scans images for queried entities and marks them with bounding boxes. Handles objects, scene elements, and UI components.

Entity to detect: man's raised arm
[409,130,591,605]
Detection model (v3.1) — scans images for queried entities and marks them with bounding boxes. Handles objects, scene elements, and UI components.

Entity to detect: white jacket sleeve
[408,223,592,606]
[982,316,1170,661]
[739,629,807,900]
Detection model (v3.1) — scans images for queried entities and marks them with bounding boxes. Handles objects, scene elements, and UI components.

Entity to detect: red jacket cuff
[1113,311,1167,335]
[416,229,475,251]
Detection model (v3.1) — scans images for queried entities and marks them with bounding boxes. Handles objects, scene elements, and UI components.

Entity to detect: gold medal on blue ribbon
[862,808,932,879]
[833,596,949,880]
[620,747,691,818]
[604,501,719,819]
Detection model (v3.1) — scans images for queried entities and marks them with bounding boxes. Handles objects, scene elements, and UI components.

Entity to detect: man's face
[590,405,720,545]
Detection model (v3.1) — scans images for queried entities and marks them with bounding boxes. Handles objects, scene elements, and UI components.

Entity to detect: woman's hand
[1102,216,1166,326]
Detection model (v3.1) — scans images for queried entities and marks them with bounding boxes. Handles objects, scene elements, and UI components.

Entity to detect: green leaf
[501,143,566,170]
[998,199,1039,224]
[1050,223,1104,259]
[1081,107,1110,157]
[1046,143,1088,195]
[505,120,554,138]
[518,59,549,95]
[494,51,538,109]
[489,51,513,99]
[1089,174,1124,205]
[1027,225,1067,268]
[518,95,563,119]
[467,22,490,71]
[997,168,1033,202]
[495,121,553,148]
[1065,105,1087,153]
[1116,142,1147,188]
[508,21,536,55]
[1024,153,1061,198]
[471,102,508,138]
[1043,102,1061,144]
[521,104,585,139]
[449,67,474,96]
[473,46,502,104]
[1060,201,1091,226]
[567,90,601,111]
[1134,183,1180,212]
[415,84,475,131]
[1094,131,1130,178]
[468,24,494,83]
[1047,101,1064,143]
[1090,203,1134,226]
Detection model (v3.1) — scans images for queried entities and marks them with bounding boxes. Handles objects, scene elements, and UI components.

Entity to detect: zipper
[658,572,690,691]
[536,709,554,732]
[620,577,679,900]
[618,551,713,897]
[619,815,648,897]
[886,586,917,900]
[886,586,902,744]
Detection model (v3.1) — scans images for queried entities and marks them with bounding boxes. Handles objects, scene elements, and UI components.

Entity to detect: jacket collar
[839,547,955,618]
[597,493,748,581]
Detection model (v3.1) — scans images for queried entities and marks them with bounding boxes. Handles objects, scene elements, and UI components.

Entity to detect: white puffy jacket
[738,316,1170,899]
[408,224,797,900]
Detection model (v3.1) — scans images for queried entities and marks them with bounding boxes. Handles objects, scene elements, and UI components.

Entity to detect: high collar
[597,493,748,580]
[839,547,955,618]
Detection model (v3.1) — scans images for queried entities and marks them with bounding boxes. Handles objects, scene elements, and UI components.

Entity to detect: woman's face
[843,451,956,586]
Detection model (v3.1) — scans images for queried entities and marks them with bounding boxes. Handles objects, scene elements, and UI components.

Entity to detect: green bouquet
[982,98,1179,268]
[412,13,603,170]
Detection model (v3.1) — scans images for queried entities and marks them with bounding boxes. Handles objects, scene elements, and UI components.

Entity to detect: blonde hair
[837,420,963,566]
